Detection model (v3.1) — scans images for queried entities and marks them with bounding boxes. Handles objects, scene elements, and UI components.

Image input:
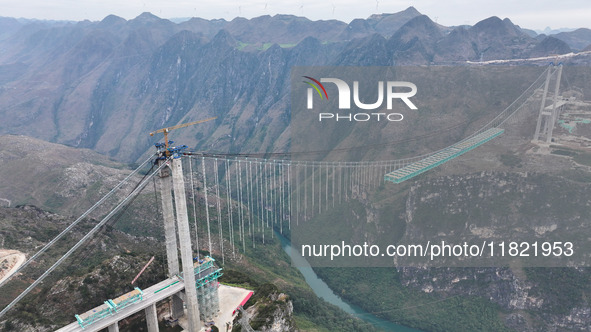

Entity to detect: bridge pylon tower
[150,117,216,331]
[534,64,564,143]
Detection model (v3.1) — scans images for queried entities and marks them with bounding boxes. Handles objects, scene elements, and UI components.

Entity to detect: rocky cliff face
[234,283,296,332]
[405,171,591,241]
[395,170,591,331]
[253,293,295,332]
[398,266,591,331]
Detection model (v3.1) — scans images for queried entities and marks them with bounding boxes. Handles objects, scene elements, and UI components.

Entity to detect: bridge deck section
[56,277,185,332]
[385,128,504,183]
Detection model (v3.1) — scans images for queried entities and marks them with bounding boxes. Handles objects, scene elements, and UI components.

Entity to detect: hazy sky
[1,0,590,30]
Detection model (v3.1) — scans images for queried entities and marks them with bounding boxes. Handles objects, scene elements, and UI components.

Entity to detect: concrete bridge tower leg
[157,160,180,277]
[157,160,185,320]
[171,158,202,331]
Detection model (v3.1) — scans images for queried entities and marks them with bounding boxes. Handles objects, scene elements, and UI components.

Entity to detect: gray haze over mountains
[0,7,590,163]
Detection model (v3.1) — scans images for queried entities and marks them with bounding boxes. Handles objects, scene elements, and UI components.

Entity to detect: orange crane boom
[131,256,155,285]
[150,116,217,150]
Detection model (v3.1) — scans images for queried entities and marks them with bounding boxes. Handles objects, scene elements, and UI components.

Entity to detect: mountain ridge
[0,9,587,163]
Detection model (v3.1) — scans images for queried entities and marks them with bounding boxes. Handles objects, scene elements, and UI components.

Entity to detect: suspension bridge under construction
[0,64,575,331]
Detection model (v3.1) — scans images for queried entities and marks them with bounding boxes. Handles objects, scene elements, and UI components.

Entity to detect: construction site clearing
[175,284,253,332]
[0,249,26,285]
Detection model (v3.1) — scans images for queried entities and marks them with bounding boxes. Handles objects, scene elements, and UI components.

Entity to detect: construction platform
[384,127,504,183]
[176,285,253,332]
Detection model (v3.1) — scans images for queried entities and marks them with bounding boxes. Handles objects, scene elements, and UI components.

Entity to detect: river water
[277,233,421,332]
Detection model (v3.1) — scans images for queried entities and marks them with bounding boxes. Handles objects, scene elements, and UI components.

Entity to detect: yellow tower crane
[149,116,217,154]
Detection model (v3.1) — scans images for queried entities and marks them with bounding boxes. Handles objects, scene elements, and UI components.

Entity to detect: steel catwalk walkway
[384,128,504,183]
